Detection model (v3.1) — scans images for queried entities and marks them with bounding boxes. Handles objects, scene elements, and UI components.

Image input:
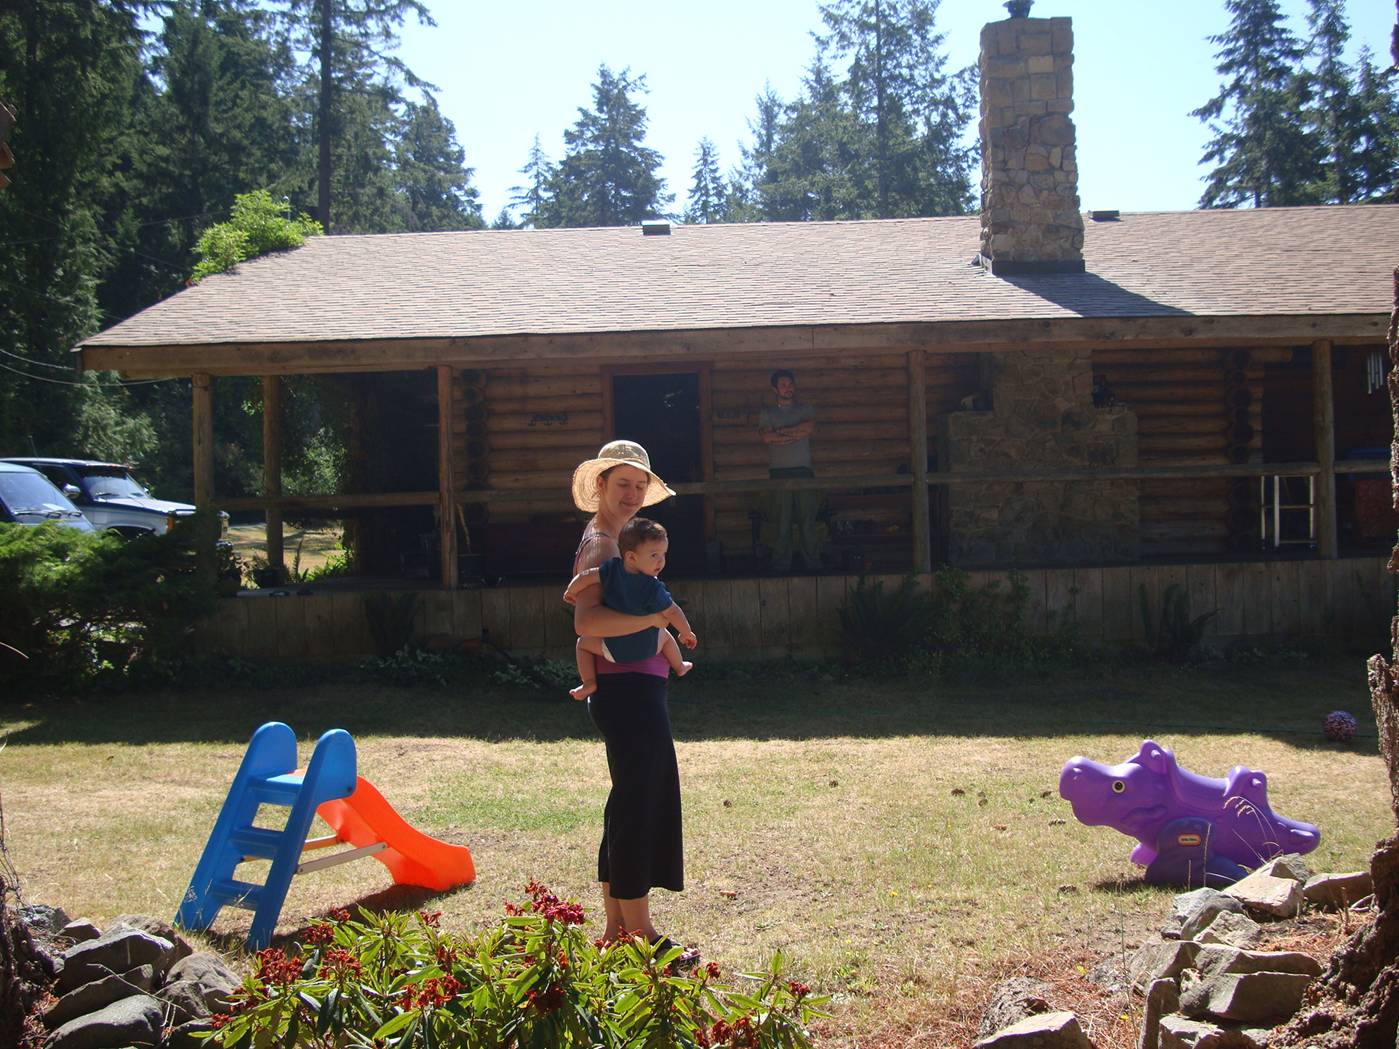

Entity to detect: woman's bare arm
[571,533,667,636]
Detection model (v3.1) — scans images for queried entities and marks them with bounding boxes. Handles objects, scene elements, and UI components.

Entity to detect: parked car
[0,461,94,530]
[0,458,228,538]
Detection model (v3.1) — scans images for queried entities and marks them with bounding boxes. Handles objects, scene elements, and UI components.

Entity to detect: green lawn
[1,658,1389,1046]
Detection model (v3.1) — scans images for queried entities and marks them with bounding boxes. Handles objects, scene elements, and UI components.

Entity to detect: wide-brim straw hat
[571,440,675,513]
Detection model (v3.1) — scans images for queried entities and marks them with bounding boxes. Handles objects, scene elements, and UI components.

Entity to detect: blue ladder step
[210,878,265,910]
[231,827,285,859]
[250,773,305,805]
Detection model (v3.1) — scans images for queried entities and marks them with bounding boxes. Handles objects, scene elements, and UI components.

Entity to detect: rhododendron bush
[207,881,825,1048]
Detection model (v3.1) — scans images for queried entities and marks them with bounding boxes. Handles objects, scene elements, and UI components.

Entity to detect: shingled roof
[82,204,1399,351]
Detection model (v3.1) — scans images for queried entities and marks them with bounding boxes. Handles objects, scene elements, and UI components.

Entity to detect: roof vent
[640,219,670,236]
[1089,210,1120,222]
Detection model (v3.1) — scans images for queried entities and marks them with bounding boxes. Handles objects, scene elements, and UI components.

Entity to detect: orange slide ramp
[317,777,475,892]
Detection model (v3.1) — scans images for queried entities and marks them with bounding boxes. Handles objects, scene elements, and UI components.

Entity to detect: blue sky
[397,0,1395,222]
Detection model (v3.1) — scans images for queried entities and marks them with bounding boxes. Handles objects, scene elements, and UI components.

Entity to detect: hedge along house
[78,13,1397,660]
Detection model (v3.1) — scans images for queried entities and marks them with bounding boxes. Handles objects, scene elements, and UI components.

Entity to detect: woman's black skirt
[587,672,684,899]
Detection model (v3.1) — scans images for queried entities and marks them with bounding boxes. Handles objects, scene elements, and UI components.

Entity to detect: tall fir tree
[727,84,784,222]
[684,137,727,223]
[1303,0,1364,203]
[763,58,864,221]
[551,65,670,228]
[1192,0,1323,207]
[815,0,974,217]
[510,134,556,228]
[393,94,482,231]
[1352,46,1399,201]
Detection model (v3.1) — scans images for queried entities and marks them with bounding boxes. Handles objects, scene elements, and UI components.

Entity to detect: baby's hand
[678,629,697,649]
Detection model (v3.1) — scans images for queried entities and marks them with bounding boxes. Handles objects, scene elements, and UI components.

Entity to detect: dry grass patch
[0,658,1389,1047]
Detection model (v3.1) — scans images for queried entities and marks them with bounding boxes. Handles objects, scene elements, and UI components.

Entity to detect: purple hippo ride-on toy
[1058,740,1320,887]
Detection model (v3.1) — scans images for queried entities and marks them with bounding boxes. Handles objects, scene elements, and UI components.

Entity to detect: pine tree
[684,137,727,224]
[728,84,784,221]
[763,58,864,221]
[815,0,974,217]
[1303,0,1364,203]
[394,95,483,231]
[1353,46,1399,202]
[510,134,556,228]
[552,65,670,228]
[1192,0,1323,207]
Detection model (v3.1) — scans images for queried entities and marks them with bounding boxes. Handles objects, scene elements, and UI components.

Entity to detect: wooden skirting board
[194,556,1394,664]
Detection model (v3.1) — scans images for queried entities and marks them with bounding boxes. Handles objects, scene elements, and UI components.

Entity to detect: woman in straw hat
[566,440,697,963]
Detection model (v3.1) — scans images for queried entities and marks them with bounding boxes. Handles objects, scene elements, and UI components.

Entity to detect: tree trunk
[317,0,333,232]
[1273,269,1399,1048]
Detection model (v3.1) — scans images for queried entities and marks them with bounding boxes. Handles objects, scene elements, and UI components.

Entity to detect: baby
[564,517,696,701]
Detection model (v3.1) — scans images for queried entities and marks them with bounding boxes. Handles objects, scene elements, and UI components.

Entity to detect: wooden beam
[192,374,214,507]
[262,376,284,573]
[698,364,716,545]
[219,491,438,512]
[908,349,931,573]
[437,365,458,589]
[79,313,1390,377]
[1313,339,1338,559]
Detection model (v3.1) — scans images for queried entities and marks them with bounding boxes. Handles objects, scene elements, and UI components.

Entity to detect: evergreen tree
[275,0,434,232]
[728,84,785,222]
[490,207,517,230]
[1352,46,1399,201]
[510,134,556,228]
[1303,0,1364,203]
[1192,0,1323,207]
[394,95,482,231]
[763,59,864,221]
[815,0,974,217]
[684,137,727,224]
[552,65,670,227]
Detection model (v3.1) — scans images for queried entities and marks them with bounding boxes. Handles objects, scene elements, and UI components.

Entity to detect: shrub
[191,190,322,282]
[208,882,825,1049]
[0,517,218,690]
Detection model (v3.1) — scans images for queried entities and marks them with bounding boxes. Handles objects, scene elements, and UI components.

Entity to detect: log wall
[195,556,1392,663]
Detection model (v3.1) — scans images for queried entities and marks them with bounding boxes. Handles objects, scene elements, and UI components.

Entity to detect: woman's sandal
[651,935,701,972]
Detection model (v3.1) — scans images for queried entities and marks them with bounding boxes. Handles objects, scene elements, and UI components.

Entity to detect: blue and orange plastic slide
[175,722,474,948]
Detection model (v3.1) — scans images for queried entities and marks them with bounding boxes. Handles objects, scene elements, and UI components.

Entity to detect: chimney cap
[1089,210,1120,222]
[641,219,671,236]
[1003,0,1033,17]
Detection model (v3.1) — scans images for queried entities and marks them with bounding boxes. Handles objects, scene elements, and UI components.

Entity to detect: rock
[167,1018,214,1049]
[1157,1014,1262,1048]
[979,976,1053,1038]
[160,979,228,1024]
[973,1010,1095,1048]
[1178,970,1312,1026]
[1221,872,1303,918]
[58,920,101,946]
[1191,944,1322,979]
[1177,890,1246,940]
[167,951,241,991]
[45,993,163,1049]
[1087,953,1130,992]
[112,914,194,961]
[43,964,156,1029]
[19,903,70,940]
[32,940,64,979]
[1138,978,1180,1049]
[1130,940,1201,991]
[1253,855,1311,883]
[1195,910,1262,949]
[58,927,177,992]
[1302,871,1372,910]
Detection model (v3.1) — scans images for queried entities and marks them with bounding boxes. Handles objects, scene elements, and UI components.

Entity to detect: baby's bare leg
[656,630,693,678]
[571,637,609,701]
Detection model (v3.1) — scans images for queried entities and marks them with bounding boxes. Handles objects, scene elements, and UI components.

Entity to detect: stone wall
[978,15,1084,273]
[940,350,1139,565]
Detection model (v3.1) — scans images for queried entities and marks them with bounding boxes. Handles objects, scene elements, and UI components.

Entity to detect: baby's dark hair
[619,517,667,554]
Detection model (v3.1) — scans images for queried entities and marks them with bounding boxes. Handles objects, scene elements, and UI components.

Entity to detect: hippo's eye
[1111,780,1126,794]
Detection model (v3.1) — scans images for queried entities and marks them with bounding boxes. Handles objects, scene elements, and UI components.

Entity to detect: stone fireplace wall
[940,350,1138,566]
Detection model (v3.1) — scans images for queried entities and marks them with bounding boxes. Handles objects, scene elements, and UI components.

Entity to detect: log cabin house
[77,14,1397,660]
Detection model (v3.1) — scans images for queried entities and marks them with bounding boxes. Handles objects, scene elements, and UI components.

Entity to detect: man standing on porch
[758,368,821,574]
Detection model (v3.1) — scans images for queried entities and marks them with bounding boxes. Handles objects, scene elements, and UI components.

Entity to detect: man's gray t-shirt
[759,400,815,470]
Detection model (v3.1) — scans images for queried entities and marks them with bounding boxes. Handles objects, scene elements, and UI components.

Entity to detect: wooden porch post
[437,365,458,589]
[193,373,214,507]
[908,349,931,573]
[262,376,284,573]
[1313,339,1338,559]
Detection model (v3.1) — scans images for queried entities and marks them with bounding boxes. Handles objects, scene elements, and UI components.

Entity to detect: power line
[0,346,74,371]
[0,359,170,387]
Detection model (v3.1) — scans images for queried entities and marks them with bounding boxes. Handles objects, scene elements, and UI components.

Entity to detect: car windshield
[0,472,77,513]
[80,468,147,499]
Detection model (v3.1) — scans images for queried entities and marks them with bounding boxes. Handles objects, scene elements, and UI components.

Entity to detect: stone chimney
[978,14,1084,274]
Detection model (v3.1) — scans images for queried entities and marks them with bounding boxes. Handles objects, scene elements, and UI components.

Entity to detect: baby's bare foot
[570,681,597,701]
[676,661,694,678]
